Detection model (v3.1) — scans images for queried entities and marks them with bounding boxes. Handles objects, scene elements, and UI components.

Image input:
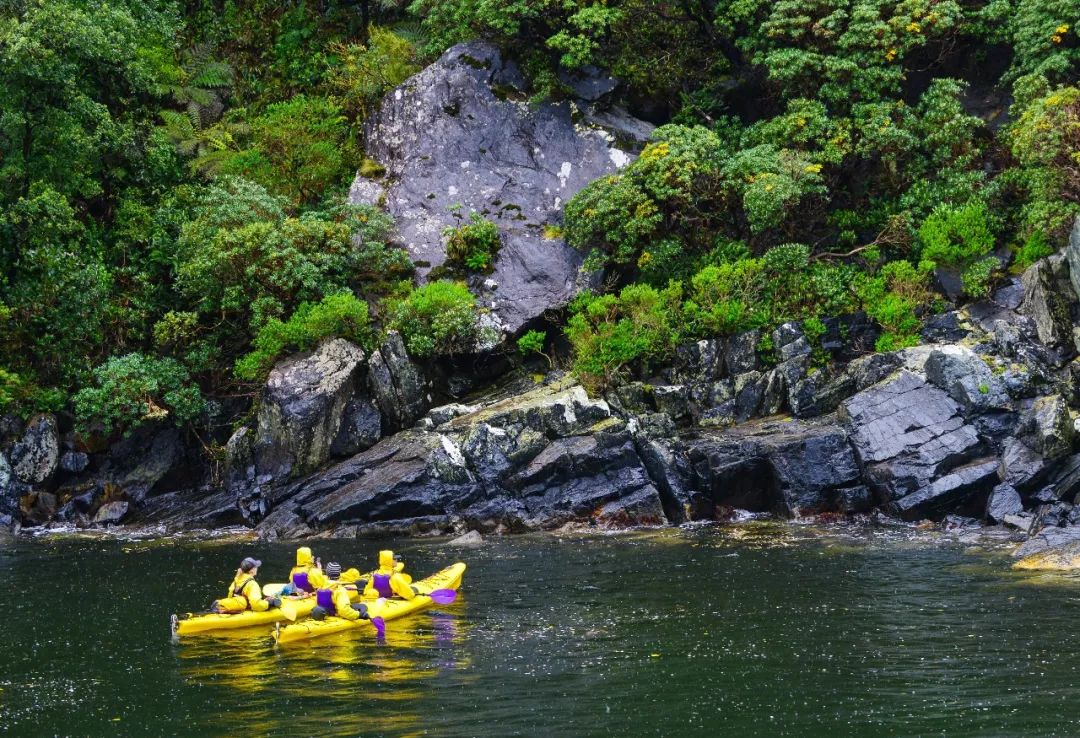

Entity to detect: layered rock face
[351,41,649,339]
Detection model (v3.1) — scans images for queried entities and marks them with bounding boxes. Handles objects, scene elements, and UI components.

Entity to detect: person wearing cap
[210,557,281,614]
[311,562,375,621]
[363,550,418,600]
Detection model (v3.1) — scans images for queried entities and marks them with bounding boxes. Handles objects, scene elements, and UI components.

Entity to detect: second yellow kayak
[273,562,466,645]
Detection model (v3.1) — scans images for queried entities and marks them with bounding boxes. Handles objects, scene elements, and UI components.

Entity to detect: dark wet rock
[1020,253,1076,354]
[679,417,864,517]
[1046,453,1080,503]
[367,331,430,433]
[920,311,972,343]
[1003,512,1036,533]
[506,430,666,528]
[924,345,1008,413]
[446,529,484,546]
[1066,215,1080,302]
[255,338,366,480]
[1031,485,1061,504]
[772,322,810,362]
[1033,501,1073,530]
[891,458,1000,520]
[670,339,725,385]
[725,331,761,374]
[1017,394,1074,460]
[652,385,691,422]
[0,454,17,519]
[999,437,1047,492]
[425,403,480,428]
[993,278,1026,310]
[329,396,382,457]
[25,491,57,524]
[58,451,89,475]
[285,431,477,529]
[105,425,189,504]
[359,41,642,338]
[842,371,984,503]
[790,352,902,418]
[132,487,243,531]
[92,500,128,525]
[635,437,696,523]
[972,411,1019,445]
[986,483,1023,523]
[10,414,59,485]
[557,65,618,101]
[1014,525,1080,558]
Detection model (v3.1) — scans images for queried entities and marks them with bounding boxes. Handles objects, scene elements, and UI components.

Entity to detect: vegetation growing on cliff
[1,0,1078,427]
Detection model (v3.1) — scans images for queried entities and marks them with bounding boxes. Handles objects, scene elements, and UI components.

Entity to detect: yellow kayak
[171,586,362,637]
[273,562,466,645]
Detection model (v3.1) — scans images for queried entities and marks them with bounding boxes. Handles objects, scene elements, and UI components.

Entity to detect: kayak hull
[172,585,360,636]
[273,562,465,645]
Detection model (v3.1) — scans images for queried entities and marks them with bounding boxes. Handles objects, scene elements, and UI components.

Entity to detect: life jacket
[315,588,335,611]
[291,570,313,592]
[371,573,394,598]
[231,577,255,605]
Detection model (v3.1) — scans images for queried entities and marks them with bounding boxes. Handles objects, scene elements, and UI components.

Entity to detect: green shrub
[326,28,420,121]
[73,354,205,434]
[565,282,683,388]
[961,256,999,298]
[918,201,995,268]
[443,213,501,272]
[387,281,481,357]
[235,292,373,381]
[1012,231,1055,271]
[857,260,932,351]
[516,329,552,368]
[683,259,766,336]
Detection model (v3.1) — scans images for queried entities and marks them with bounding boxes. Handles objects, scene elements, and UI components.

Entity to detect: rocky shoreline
[4,43,1080,565]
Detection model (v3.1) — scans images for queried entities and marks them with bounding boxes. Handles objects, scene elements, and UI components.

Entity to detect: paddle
[369,616,386,637]
[279,598,299,622]
[423,589,457,605]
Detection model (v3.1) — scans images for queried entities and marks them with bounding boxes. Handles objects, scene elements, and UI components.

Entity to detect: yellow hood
[296,547,313,567]
[379,550,398,571]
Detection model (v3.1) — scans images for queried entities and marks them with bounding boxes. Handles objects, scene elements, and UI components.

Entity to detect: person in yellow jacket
[311,562,374,621]
[211,557,281,613]
[284,546,330,595]
[363,550,418,600]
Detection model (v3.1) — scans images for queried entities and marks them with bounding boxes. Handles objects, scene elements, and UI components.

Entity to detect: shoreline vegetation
[1,0,1079,545]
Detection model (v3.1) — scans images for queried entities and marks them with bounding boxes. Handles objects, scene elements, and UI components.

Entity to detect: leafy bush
[327,27,419,121]
[443,213,501,272]
[73,354,205,434]
[1013,231,1055,271]
[917,200,999,297]
[857,260,932,351]
[565,283,683,388]
[387,281,481,357]
[235,292,373,381]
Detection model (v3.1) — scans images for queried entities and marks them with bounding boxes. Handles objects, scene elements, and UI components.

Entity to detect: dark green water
[3,524,1080,737]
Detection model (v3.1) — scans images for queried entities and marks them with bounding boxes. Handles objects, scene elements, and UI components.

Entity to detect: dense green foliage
[387,281,483,358]
[2,0,1079,427]
[234,292,374,381]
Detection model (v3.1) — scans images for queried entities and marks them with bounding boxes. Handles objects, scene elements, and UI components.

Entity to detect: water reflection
[173,607,470,736]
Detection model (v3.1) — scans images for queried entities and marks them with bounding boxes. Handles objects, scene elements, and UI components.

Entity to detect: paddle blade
[426,589,457,605]
[371,616,386,637]
[280,598,298,622]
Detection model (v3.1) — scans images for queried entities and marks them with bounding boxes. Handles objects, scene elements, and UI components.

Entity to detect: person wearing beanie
[210,557,281,613]
[311,561,375,622]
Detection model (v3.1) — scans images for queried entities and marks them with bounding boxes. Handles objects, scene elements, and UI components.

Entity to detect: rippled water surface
[3,524,1080,737]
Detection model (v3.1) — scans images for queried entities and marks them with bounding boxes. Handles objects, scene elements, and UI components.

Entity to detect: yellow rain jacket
[330,585,361,621]
[216,572,269,613]
[363,550,416,600]
[288,547,329,591]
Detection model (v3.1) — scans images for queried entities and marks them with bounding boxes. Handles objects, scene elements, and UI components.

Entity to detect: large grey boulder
[105,425,187,504]
[355,41,646,338]
[10,414,58,485]
[924,345,1008,413]
[986,483,1023,523]
[367,331,430,433]
[678,417,867,517]
[254,338,366,479]
[1066,215,1080,302]
[0,453,17,519]
[841,372,991,517]
[1017,394,1074,460]
[1020,253,1076,353]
